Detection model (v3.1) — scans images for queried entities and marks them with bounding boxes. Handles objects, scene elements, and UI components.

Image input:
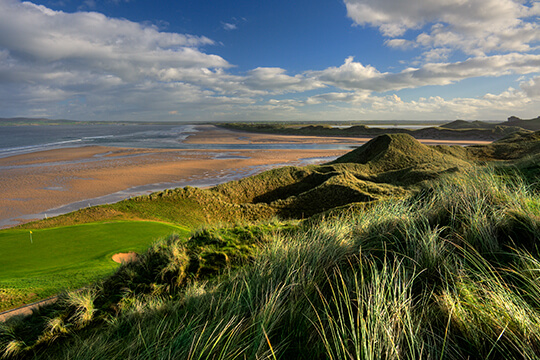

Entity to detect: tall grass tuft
[312,257,424,360]
[65,288,98,327]
[438,248,540,359]
[0,320,26,359]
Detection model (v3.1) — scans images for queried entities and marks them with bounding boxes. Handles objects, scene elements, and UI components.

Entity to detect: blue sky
[0,0,539,122]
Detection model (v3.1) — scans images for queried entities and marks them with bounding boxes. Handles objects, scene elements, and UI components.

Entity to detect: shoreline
[0,125,493,229]
[0,146,349,228]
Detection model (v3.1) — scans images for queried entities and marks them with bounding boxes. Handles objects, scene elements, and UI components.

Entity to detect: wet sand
[0,146,349,228]
[0,125,492,228]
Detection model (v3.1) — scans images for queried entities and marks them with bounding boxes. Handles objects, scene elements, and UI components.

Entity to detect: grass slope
[505,115,540,131]
[1,132,540,358]
[331,133,468,171]
[466,130,540,160]
[0,221,188,311]
[440,119,499,129]
[2,163,540,359]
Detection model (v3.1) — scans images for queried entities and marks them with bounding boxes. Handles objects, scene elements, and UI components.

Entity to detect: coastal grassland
[17,186,278,230]
[2,163,540,359]
[220,120,530,140]
[18,133,475,232]
[0,133,488,313]
[0,221,188,311]
[16,193,210,230]
[2,131,540,358]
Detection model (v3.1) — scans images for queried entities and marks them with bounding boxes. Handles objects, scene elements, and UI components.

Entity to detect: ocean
[0,124,356,159]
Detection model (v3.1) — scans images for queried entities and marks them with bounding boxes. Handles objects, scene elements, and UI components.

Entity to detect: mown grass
[2,164,540,359]
[0,221,188,311]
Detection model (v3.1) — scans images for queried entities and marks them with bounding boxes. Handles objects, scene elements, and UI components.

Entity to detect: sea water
[0,124,195,158]
[0,123,356,159]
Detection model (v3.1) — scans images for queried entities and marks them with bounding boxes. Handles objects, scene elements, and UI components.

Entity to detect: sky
[0,0,539,122]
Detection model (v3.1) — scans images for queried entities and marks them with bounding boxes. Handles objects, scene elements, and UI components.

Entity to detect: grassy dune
[20,133,472,230]
[2,165,539,359]
[1,131,540,359]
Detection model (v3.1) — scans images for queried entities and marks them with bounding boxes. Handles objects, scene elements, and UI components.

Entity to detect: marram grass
[2,166,540,359]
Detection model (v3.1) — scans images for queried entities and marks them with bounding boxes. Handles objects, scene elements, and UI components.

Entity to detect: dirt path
[0,296,58,322]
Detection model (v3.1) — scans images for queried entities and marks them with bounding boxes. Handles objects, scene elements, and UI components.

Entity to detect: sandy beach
[0,147,350,227]
[0,125,492,228]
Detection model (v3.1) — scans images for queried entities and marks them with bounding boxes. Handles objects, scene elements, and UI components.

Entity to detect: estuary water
[0,124,355,159]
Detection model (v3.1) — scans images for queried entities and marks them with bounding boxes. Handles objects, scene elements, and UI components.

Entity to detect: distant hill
[501,115,540,131]
[0,117,81,125]
[222,121,526,141]
[439,119,498,129]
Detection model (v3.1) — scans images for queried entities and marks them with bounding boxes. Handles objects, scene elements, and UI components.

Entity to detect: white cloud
[310,54,540,92]
[222,22,237,30]
[520,75,540,98]
[244,67,324,93]
[82,0,96,9]
[422,48,452,62]
[309,56,382,88]
[344,0,540,56]
[0,0,227,80]
[0,0,539,121]
[305,91,371,105]
[384,38,418,50]
[295,87,538,121]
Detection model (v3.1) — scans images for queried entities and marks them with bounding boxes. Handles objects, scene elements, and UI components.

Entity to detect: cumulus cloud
[309,57,382,88]
[152,66,323,97]
[0,0,539,121]
[520,76,540,98]
[344,0,540,56]
[0,0,322,119]
[0,1,224,68]
[305,91,371,105]
[310,54,540,92]
[244,67,324,93]
[384,38,418,50]
[297,86,538,121]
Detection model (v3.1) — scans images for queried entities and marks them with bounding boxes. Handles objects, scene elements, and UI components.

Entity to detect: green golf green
[0,221,189,310]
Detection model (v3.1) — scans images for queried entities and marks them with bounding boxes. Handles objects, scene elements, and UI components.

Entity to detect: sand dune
[0,125,492,228]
